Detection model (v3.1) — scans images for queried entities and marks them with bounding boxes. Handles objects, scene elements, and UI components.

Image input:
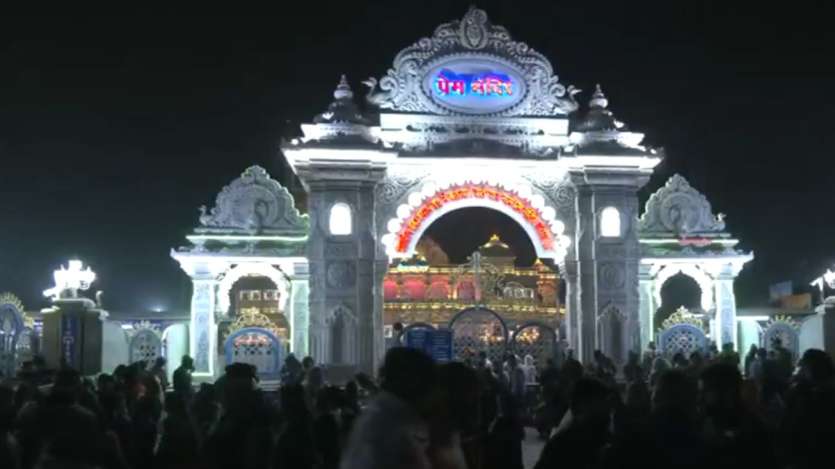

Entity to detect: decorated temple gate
[638,175,753,352]
[172,166,310,380]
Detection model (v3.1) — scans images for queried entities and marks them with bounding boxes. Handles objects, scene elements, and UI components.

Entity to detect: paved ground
[522,427,546,469]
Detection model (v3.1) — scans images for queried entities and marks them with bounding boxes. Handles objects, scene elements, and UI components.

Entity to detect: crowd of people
[0,341,833,469]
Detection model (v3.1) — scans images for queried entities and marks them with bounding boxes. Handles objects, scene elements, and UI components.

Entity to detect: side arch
[216,263,290,315]
[653,264,714,311]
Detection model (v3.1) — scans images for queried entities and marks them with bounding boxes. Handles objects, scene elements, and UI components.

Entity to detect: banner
[404,327,453,363]
[779,293,812,310]
[61,315,78,368]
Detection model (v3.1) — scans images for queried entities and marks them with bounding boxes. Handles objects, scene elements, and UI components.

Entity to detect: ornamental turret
[313,74,369,125]
[569,84,655,156]
[290,75,377,145]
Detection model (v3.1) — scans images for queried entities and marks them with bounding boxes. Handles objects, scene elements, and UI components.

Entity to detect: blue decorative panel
[224,327,284,381]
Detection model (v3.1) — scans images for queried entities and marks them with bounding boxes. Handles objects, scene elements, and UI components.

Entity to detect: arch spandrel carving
[639,175,725,236]
[197,165,308,235]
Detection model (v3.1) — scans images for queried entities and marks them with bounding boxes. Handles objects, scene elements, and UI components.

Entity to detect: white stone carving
[380,177,570,261]
[639,175,725,236]
[363,7,579,117]
[598,302,626,321]
[198,166,308,235]
[652,263,715,312]
[599,263,626,290]
[43,260,96,300]
[326,261,356,289]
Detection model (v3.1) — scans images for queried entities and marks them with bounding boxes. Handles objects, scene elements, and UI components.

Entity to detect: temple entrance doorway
[221,274,292,380]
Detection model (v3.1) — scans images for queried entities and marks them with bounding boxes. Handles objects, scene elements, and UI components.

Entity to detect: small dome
[312,75,369,125]
[478,234,516,261]
[573,84,625,133]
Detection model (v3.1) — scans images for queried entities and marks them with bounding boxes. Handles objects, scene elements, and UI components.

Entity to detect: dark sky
[1,1,833,313]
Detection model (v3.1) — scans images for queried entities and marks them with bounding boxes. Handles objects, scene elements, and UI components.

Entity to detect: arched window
[329,203,352,235]
[600,206,621,238]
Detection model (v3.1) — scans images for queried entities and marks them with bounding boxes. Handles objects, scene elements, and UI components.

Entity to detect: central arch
[380,180,571,262]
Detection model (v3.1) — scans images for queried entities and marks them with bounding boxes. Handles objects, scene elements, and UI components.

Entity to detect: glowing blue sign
[424,58,526,114]
[434,69,513,97]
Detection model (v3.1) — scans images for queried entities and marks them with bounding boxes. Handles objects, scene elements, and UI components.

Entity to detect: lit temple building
[382,235,562,338]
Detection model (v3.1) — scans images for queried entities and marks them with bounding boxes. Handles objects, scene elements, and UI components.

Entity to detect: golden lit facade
[383,235,562,337]
[230,288,290,341]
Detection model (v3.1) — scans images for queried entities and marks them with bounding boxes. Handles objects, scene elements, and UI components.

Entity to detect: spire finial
[333,74,353,100]
[589,83,608,109]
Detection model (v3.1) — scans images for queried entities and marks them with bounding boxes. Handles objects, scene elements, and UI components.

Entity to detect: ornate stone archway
[378,177,572,262]
[172,166,310,378]
[638,175,753,350]
[283,7,662,370]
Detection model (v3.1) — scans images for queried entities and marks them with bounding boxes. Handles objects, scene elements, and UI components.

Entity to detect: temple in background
[383,235,562,338]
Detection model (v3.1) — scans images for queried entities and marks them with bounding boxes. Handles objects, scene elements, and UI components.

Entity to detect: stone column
[306,178,382,376]
[373,258,390,367]
[190,277,218,377]
[571,171,645,365]
[573,185,597,364]
[355,181,378,375]
[290,274,310,356]
[306,187,327,364]
[714,276,737,348]
[561,260,579,353]
[639,266,655,348]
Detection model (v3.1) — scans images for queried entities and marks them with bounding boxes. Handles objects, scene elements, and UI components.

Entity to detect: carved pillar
[290,273,310,356]
[373,259,389,368]
[714,275,737,348]
[190,277,218,377]
[355,182,378,375]
[571,172,645,365]
[574,185,596,364]
[561,260,579,352]
[306,178,382,376]
[639,264,655,349]
[307,188,330,365]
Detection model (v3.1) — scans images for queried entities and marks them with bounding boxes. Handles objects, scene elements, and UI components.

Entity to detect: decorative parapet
[197,166,308,236]
[639,175,726,237]
[363,7,579,117]
[226,307,283,339]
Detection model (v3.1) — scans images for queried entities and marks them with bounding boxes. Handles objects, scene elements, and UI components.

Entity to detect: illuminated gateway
[168,8,753,380]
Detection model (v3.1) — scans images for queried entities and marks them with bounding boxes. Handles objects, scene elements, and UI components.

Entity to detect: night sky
[1,2,833,313]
